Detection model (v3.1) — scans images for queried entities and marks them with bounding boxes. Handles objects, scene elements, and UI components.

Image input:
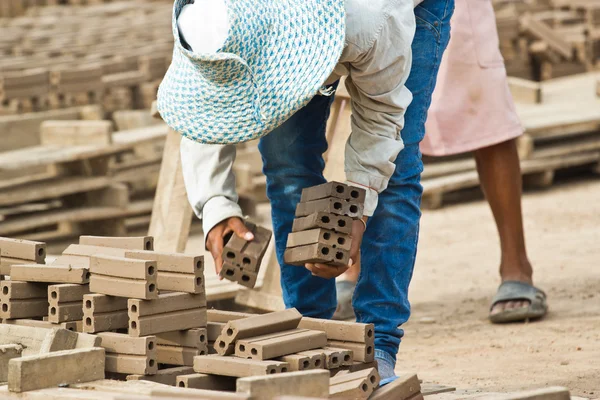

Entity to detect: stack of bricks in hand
[0,234,425,399]
[219,220,272,289]
[284,181,366,267]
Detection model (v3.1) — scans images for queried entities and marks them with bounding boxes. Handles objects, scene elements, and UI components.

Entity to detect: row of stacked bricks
[219,220,273,289]
[0,235,209,379]
[284,181,366,267]
[191,308,380,399]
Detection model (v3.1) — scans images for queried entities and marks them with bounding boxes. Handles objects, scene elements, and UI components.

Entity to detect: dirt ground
[400,177,600,397]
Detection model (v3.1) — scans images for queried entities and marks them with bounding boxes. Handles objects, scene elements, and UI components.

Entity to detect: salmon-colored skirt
[421,0,523,156]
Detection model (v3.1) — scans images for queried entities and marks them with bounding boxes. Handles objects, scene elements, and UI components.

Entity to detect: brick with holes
[283,243,350,267]
[222,221,272,273]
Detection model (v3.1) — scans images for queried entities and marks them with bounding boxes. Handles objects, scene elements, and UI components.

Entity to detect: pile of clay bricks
[0,234,426,399]
[219,220,272,289]
[284,181,366,267]
[0,234,209,380]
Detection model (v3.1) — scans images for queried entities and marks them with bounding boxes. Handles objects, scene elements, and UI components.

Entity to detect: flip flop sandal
[489,280,548,324]
[333,280,356,321]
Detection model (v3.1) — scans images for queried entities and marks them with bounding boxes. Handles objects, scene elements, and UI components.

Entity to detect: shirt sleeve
[343,1,416,216]
[180,137,243,239]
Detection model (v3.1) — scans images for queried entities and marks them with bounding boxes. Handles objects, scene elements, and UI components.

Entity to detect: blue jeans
[258,0,454,362]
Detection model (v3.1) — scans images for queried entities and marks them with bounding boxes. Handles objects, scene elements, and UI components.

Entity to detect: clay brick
[208,340,234,355]
[295,198,364,219]
[63,244,128,258]
[157,344,206,366]
[105,353,157,375]
[298,318,375,344]
[214,309,301,356]
[176,373,236,391]
[10,264,89,284]
[1,281,48,300]
[38,328,79,353]
[223,222,272,272]
[83,309,129,333]
[48,284,90,303]
[152,387,252,400]
[89,274,158,300]
[97,332,156,356]
[0,258,30,276]
[126,366,194,386]
[235,329,327,360]
[219,263,258,289]
[90,256,157,280]
[0,344,22,381]
[129,307,207,337]
[157,271,203,294]
[329,368,380,399]
[370,373,420,400]
[236,370,330,399]
[128,292,206,317]
[283,243,350,267]
[207,309,254,323]
[300,182,366,203]
[4,318,79,332]
[157,328,207,349]
[275,353,313,371]
[193,355,289,377]
[222,309,301,342]
[291,212,353,234]
[299,349,340,369]
[324,347,354,366]
[84,294,128,314]
[0,238,46,263]
[7,347,105,392]
[328,340,374,363]
[79,236,154,251]
[207,322,225,341]
[48,301,84,323]
[0,298,48,319]
[286,229,351,251]
[50,255,90,269]
[125,250,204,274]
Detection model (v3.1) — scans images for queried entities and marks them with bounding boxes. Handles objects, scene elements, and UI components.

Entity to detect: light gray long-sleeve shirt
[180,0,417,236]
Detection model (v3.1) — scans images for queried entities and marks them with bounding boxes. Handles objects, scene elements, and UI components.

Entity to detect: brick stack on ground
[219,220,272,289]
[0,234,429,399]
[284,181,366,267]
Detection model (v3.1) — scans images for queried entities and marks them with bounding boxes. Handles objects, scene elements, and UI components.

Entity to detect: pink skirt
[420,0,523,157]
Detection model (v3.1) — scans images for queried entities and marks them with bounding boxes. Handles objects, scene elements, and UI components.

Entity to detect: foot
[490,263,533,317]
[375,349,397,386]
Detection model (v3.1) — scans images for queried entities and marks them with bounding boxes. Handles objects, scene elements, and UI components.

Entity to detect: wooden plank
[0,200,153,236]
[148,128,193,253]
[40,120,113,146]
[0,126,168,172]
[0,176,111,207]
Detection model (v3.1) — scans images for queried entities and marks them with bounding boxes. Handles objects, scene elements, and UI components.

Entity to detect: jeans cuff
[375,349,396,366]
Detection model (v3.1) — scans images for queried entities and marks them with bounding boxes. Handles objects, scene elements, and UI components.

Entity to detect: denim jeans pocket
[415,4,442,41]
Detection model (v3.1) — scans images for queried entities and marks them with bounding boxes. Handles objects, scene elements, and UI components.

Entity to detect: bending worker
[158,0,453,384]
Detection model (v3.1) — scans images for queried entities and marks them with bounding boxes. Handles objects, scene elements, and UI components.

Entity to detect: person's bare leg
[474,138,534,315]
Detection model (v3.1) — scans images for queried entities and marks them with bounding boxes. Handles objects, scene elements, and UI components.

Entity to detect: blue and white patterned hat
[157,0,346,144]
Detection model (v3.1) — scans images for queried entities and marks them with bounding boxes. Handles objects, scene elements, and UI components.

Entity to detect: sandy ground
[400,177,600,397]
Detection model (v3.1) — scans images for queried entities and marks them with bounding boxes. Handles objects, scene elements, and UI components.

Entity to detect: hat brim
[157,0,345,144]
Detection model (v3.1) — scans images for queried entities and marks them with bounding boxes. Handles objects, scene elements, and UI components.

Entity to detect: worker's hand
[207,217,254,277]
[305,217,367,279]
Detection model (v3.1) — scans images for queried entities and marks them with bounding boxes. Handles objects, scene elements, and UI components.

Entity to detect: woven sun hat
[157,0,346,144]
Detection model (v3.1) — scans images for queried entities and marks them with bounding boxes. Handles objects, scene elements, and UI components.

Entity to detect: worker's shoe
[375,349,397,386]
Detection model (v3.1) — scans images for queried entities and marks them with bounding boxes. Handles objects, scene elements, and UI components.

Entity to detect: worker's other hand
[305,217,367,279]
[207,217,254,278]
